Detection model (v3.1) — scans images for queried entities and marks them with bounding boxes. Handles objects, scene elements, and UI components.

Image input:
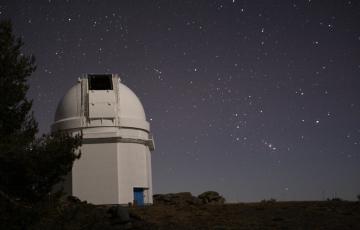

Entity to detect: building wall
[72,142,119,204]
[70,134,153,205]
[117,143,153,204]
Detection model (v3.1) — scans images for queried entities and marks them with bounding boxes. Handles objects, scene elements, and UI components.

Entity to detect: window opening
[88,74,113,90]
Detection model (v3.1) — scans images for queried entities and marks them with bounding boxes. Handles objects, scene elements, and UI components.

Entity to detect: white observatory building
[52,74,154,205]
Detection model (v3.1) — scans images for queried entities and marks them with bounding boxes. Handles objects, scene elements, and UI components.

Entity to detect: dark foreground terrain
[131,201,360,230]
[2,193,360,229]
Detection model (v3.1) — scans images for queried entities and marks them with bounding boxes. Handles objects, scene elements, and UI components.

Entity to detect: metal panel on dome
[88,90,116,118]
[87,75,118,119]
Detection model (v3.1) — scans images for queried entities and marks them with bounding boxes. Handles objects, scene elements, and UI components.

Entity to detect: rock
[107,205,130,224]
[153,191,226,206]
[153,192,201,205]
[198,191,225,204]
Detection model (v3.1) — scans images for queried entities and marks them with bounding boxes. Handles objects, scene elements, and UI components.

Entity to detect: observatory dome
[52,74,149,132]
[52,74,155,205]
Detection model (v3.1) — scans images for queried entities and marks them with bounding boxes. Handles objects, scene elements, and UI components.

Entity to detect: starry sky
[1,0,360,202]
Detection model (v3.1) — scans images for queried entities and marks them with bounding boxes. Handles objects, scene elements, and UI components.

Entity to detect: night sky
[1,0,360,202]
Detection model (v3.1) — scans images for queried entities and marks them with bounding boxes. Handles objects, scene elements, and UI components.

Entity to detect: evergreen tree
[0,20,37,146]
[0,19,81,204]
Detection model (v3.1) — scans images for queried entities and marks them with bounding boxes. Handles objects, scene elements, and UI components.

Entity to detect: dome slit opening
[88,74,113,90]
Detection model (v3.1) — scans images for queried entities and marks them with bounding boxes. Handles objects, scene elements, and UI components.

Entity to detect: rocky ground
[2,192,360,229]
[131,200,360,230]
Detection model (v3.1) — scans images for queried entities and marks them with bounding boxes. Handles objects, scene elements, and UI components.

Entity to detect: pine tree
[0,20,37,146]
[0,20,81,204]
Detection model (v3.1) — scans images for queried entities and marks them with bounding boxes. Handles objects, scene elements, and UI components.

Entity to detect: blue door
[133,188,144,206]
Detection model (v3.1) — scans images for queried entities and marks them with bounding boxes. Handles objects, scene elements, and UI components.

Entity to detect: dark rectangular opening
[88,74,113,90]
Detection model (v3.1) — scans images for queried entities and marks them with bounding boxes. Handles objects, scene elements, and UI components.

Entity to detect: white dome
[52,76,149,132]
[117,83,146,121]
[54,84,80,122]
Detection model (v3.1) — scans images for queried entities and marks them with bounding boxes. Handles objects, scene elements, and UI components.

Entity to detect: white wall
[117,143,152,204]
[72,142,119,204]
[70,133,153,205]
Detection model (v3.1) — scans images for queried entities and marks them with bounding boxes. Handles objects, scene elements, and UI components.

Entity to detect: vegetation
[131,201,360,230]
[0,19,81,228]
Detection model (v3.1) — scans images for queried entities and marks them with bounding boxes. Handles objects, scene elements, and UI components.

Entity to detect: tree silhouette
[0,19,81,204]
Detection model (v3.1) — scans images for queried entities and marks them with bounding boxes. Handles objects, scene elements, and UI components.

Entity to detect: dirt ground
[130,201,360,230]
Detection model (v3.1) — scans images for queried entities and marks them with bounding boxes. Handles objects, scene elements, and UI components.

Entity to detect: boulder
[153,191,225,206]
[107,205,130,224]
[198,191,225,204]
[153,192,201,205]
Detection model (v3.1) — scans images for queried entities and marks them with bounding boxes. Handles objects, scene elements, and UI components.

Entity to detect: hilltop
[11,192,358,230]
[131,200,360,230]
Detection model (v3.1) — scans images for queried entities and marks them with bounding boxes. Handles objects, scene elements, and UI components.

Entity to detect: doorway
[133,187,144,206]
